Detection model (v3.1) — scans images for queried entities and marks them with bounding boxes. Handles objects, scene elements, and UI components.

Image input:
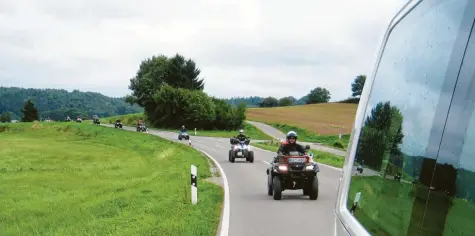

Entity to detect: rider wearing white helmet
[277,131,307,155]
[235,129,248,141]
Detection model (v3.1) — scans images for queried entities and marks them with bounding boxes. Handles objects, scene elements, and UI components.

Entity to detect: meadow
[0,122,223,236]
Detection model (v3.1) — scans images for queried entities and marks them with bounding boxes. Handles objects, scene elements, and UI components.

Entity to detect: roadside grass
[347,176,475,235]
[269,123,350,150]
[101,113,273,140]
[246,102,357,135]
[252,141,344,168]
[0,122,223,236]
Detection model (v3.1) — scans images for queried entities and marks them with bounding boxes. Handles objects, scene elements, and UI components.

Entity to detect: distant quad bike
[115,120,123,128]
[178,131,190,140]
[228,138,254,163]
[136,124,147,132]
[76,117,82,123]
[93,119,100,125]
[266,146,320,200]
[356,165,363,174]
[394,173,401,181]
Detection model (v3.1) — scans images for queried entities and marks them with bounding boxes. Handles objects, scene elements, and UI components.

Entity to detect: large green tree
[278,96,296,106]
[259,97,279,107]
[306,87,331,104]
[0,112,12,122]
[21,99,39,122]
[351,75,366,97]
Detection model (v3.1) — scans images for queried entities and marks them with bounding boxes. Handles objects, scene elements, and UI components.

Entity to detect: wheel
[267,171,273,196]
[272,176,282,200]
[228,150,232,162]
[303,189,309,196]
[230,152,235,163]
[309,176,319,200]
[179,137,182,140]
[248,151,254,163]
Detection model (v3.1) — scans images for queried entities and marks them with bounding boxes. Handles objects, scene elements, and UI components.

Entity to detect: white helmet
[239,129,244,134]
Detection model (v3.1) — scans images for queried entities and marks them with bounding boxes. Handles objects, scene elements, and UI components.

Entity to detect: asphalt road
[246,121,347,156]
[103,124,342,236]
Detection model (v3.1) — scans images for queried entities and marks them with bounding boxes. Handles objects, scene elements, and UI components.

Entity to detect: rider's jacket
[277,140,306,155]
[235,134,247,141]
[181,128,188,133]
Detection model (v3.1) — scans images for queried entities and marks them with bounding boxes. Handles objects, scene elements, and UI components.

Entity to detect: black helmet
[286,131,297,140]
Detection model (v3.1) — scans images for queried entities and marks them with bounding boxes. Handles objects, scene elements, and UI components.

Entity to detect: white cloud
[0,0,405,100]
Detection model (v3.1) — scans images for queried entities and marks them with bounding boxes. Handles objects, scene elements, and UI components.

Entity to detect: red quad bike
[266,146,320,200]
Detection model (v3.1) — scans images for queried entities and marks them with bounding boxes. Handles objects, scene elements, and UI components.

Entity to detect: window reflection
[346,0,474,235]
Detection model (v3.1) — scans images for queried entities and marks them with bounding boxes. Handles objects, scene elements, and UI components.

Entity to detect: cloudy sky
[0,0,405,101]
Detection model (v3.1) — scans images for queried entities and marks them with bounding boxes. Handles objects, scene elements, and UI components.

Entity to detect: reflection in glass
[346,0,474,235]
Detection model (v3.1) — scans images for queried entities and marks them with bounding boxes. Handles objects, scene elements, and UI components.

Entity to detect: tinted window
[346,0,475,235]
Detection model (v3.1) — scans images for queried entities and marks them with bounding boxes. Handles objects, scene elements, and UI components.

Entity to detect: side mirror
[305,145,311,150]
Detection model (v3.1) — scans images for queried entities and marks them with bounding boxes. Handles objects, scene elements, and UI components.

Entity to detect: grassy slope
[347,176,475,236]
[252,141,344,168]
[0,122,222,236]
[101,113,273,140]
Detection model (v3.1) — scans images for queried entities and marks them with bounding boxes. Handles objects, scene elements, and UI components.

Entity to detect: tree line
[222,75,367,108]
[125,54,246,130]
[0,87,142,120]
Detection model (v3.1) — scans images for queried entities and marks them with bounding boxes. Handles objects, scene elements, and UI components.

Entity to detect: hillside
[0,87,142,120]
[246,103,358,135]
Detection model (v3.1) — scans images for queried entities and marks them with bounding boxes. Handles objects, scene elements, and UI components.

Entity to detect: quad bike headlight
[278,165,288,171]
[305,165,314,171]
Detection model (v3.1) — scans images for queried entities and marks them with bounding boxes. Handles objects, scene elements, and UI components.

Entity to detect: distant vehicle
[228,138,254,163]
[114,120,123,128]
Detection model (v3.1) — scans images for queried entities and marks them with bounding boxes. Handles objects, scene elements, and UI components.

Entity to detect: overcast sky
[0,0,405,101]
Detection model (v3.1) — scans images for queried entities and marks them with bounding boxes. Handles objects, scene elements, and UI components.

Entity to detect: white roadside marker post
[191,165,198,205]
[350,192,361,214]
[194,128,197,135]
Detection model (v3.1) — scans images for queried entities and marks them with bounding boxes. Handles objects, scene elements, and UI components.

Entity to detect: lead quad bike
[178,131,190,140]
[266,147,320,200]
[229,138,254,163]
[137,124,148,132]
[115,120,123,128]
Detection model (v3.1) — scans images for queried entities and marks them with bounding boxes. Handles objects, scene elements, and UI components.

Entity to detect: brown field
[246,103,358,135]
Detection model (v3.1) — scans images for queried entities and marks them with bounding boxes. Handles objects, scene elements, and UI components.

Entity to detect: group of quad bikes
[228,137,319,200]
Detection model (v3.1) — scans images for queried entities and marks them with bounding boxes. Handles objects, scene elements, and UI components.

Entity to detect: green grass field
[347,176,475,236]
[0,122,223,236]
[101,113,273,140]
[252,141,344,168]
[269,123,350,150]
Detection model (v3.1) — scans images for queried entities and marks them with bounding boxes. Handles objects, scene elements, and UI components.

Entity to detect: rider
[277,131,307,155]
[180,125,188,133]
[235,129,248,141]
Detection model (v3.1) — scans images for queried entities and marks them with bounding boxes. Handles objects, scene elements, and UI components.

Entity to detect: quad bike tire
[247,151,254,163]
[267,171,273,196]
[272,176,282,200]
[308,176,319,200]
[179,136,182,140]
[229,150,235,163]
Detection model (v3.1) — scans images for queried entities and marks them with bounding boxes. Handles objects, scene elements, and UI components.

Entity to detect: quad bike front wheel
[267,171,273,196]
[246,151,254,163]
[308,176,319,200]
[229,151,235,163]
[272,176,282,200]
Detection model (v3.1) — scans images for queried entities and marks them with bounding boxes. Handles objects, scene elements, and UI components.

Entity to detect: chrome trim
[334,0,424,235]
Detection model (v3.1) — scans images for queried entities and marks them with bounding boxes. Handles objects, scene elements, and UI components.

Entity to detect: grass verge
[101,113,273,140]
[252,141,344,168]
[269,123,350,150]
[0,122,223,236]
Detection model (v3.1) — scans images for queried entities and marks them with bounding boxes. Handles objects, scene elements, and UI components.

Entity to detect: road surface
[246,121,347,157]
[104,125,341,236]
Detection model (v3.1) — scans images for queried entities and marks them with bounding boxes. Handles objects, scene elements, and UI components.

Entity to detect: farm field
[0,122,222,236]
[246,103,358,135]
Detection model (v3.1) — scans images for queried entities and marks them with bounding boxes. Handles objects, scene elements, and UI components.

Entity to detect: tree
[305,87,331,104]
[351,75,366,97]
[0,112,12,122]
[126,54,205,111]
[258,97,279,107]
[21,99,39,122]
[278,96,296,106]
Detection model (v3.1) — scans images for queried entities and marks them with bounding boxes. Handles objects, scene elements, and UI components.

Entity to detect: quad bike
[228,138,254,163]
[356,165,363,174]
[178,131,190,140]
[266,146,320,200]
[93,119,100,125]
[115,120,123,128]
[76,117,82,123]
[137,124,148,132]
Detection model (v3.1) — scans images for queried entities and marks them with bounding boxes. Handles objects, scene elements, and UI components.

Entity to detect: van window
[346,0,474,235]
